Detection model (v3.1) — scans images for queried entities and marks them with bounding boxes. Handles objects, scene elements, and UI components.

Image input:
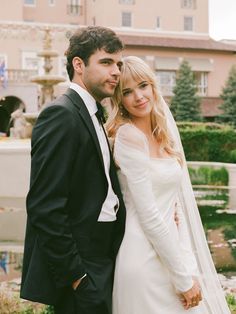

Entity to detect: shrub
[188,166,229,186]
[0,291,46,314]
[178,123,236,162]
[40,305,55,314]
[177,122,227,130]
[226,294,236,312]
[229,149,236,163]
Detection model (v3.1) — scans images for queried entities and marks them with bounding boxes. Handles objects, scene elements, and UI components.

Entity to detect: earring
[119,105,128,117]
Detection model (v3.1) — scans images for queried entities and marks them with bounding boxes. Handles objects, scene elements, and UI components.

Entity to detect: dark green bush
[40,306,55,314]
[188,166,229,186]
[229,149,236,163]
[178,123,236,162]
[177,122,226,130]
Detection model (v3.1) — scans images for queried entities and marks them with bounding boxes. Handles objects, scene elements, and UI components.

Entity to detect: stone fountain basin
[31,74,66,85]
[0,139,30,241]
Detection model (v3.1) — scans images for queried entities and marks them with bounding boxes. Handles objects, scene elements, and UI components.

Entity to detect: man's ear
[72,57,84,74]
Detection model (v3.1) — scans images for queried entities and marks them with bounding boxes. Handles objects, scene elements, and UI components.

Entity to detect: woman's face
[121,78,154,120]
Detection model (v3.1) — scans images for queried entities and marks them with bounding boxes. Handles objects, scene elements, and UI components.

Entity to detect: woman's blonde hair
[106,56,183,164]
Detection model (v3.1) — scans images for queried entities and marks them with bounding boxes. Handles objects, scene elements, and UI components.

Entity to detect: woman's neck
[131,116,152,137]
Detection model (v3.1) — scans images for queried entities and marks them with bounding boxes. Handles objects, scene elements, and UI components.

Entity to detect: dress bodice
[150,158,182,220]
[118,157,182,224]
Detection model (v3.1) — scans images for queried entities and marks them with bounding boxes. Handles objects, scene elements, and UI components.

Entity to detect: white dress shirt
[70,83,119,221]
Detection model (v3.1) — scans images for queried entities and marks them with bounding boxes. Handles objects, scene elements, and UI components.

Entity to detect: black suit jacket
[20,88,126,305]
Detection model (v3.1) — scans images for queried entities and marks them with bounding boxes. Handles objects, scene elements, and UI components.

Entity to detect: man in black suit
[20,26,126,314]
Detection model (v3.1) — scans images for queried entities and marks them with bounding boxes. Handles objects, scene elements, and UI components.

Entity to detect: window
[184,16,193,31]
[24,0,36,5]
[194,72,208,96]
[122,12,132,27]
[48,0,55,6]
[181,0,196,9]
[119,0,135,4]
[155,71,176,96]
[156,16,161,29]
[22,51,43,75]
[68,0,81,15]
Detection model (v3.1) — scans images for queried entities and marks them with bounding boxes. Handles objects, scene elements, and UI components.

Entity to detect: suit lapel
[64,89,105,169]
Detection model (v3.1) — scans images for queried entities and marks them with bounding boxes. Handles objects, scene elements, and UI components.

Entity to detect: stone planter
[0,139,30,241]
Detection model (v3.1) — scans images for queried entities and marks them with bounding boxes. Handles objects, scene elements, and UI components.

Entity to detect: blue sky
[209,0,236,40]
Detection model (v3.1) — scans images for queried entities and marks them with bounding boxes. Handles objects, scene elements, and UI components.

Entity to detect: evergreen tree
[219,65,236,128]
[171,60,201,122]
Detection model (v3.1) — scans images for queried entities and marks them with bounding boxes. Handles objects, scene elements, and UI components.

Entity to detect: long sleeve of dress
[175,195,199,276]
[114,124,193,292]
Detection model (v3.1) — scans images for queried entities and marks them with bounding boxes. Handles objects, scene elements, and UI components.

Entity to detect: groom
[20,26,126,314]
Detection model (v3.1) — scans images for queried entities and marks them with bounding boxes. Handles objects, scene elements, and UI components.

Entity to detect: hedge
[188,166,229,185]
[177,123,236,162]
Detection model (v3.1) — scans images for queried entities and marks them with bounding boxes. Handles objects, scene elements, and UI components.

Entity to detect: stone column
[227,163,236,210]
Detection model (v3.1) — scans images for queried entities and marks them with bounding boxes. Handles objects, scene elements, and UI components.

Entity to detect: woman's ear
[72,56,84,75]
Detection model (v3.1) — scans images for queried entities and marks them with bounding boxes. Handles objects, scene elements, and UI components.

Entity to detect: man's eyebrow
[98,58,123,66]
[99,57,112,62]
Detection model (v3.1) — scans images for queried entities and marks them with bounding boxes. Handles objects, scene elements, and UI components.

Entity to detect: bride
[106,56,230,313]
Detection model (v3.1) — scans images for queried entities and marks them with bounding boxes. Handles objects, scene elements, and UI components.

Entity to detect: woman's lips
[135,101,148,108]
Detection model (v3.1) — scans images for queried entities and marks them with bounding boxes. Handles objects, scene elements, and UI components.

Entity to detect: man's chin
[104,89,116,97]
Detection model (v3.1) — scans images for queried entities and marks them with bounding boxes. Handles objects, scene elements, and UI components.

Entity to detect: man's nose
[111,64,121,76]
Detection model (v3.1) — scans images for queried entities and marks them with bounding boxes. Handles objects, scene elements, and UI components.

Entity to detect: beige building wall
[0,0,235,121]
[22,0,85,24]
[203,52,236,96]
[0,0,23,21]
[86,0,208,37]
[0,0,208,36]
[0,0,85,24]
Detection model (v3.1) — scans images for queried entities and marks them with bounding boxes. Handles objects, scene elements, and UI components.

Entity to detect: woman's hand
[179,278,202,310]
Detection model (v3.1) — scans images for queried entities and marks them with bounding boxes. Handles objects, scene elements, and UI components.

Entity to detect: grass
[226,294,236,312]
[0,291,54,314]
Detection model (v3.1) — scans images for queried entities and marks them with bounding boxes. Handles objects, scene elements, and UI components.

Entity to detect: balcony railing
[67,4,82,16]
[6,69,38,83]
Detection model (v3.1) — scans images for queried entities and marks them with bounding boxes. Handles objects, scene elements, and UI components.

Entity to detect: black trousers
[54,221,116,314]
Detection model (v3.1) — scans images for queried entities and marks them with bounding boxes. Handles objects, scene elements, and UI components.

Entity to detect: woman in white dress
[106,56,231,313]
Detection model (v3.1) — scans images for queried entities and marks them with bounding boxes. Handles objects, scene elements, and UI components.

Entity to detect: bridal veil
[161,96,230,313]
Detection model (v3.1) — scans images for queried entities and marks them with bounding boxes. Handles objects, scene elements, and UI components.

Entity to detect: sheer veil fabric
[160,97,230,313]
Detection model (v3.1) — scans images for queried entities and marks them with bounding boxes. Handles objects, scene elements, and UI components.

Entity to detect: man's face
[81,49,123,102]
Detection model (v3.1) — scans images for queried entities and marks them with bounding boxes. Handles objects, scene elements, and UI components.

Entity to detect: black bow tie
[95,102,106,124]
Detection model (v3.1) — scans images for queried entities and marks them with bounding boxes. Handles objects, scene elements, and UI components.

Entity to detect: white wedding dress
[112,123,218,314]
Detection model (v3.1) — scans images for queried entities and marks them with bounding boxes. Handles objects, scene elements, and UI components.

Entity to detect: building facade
[0,0,236,133]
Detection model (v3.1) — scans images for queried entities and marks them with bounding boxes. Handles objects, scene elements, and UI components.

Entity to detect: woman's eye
[123,90,131,96]
[140,82,148,89]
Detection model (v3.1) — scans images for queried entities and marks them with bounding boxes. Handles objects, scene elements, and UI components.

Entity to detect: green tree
[171,60,201,122]
[219,65,236,128]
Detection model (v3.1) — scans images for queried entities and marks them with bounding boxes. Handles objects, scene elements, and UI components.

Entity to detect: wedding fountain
[30,27,66,111]
[6,27,67,138]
